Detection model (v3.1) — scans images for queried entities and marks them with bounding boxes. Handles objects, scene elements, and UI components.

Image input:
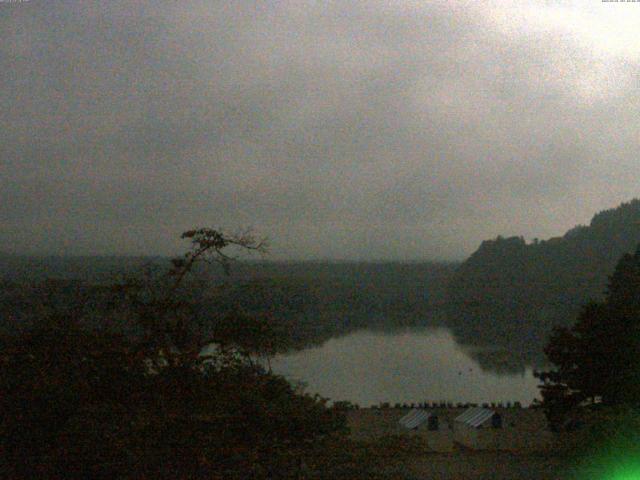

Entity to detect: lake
[269,327,541,407]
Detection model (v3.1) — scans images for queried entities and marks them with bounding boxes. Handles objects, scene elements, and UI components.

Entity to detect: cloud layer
[2,0,639,259]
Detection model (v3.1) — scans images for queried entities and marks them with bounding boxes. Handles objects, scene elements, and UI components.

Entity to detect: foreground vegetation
[534,245,640,478]
[0,229,385,479]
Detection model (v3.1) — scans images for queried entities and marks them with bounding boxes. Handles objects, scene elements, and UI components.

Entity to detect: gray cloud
[2,0,639,259]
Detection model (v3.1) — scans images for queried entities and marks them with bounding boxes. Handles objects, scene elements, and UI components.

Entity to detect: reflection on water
[269,327,541,407]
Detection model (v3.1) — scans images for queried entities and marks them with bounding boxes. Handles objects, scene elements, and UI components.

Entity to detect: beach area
[343,407,569,479]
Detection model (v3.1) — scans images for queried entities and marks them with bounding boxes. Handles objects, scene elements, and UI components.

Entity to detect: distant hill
[0,256,457,349]
[0,254,162,283]
[445,198,640,368]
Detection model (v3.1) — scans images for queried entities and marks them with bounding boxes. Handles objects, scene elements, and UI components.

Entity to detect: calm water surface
[269,327,540,407]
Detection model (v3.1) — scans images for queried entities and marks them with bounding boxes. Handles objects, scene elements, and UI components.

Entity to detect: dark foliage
[0,324,345,479]
[0,229,350,479]
[535,245,640,429]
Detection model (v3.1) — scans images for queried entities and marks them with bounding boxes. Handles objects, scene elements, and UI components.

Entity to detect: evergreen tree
[536,245,640,429]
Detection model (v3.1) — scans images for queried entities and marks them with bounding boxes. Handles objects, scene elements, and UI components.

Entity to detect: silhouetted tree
[0,228,356,479]
[536,245,640,429]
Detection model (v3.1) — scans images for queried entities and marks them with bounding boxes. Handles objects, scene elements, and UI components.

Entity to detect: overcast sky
[2,0,639,260]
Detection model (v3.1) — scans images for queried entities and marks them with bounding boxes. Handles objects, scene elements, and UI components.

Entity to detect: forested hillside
[446,199,640,366]
[0,259,457,350]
